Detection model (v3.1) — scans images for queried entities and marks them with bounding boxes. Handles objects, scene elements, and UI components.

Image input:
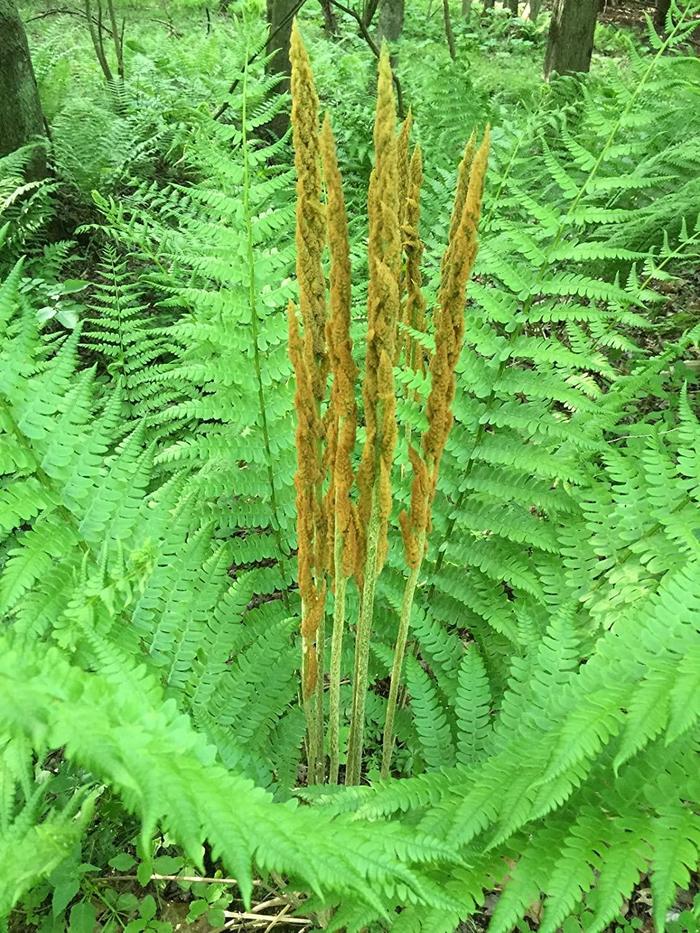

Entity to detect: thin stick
[102,873,258,886]
[443,0,457,60]
[224,912,310,926]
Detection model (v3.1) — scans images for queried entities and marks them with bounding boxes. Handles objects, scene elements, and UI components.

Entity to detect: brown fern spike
[321,115,359,782]
[287,302,324,698]
[356,45,401,573]
[383,127,490,779]
[346,45,402,785]
[404,144,426,375]
[397,110,414,320]
[397,110,413,235]
[442,131,476,275]
[290,24,329,782]
[424,128,490,487]
[321,115,358,579]
[290,22,328,404]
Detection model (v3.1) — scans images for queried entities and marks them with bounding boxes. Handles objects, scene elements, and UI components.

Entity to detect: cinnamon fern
[2,5,699,931]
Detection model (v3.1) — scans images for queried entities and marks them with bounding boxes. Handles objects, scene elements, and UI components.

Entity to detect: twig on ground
[224,911,309,927]
[101,873,259,886]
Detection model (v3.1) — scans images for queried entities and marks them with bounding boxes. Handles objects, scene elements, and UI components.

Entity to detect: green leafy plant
[2,1,700,930]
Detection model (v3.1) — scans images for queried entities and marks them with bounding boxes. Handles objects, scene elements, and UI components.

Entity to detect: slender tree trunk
[544,0,599,80]
[265,0,296,137]
[377,0,404,41]
[0,0,46,179]
[483,0,495,10]
[523,0,541,21]
[654,0,671,33]
[104,0,124,79]
[443,0,457,58]
[462,0,472,17]
[319,0,338,36]
[508,0,518,14]
[85,0,113,82]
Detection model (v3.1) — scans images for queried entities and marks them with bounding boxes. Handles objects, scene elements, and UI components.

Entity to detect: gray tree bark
[483,0,495,10]
[508,0,518,14]
[377,0,404,41]
[265,0,296,137]
[0,0,46,179]
[544,0,600,80]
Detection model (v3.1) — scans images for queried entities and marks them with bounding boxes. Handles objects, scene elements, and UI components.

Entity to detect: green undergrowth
[2,0,700,930]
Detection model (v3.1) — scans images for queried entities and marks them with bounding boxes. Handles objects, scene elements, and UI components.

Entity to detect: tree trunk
[523,0,541,21]
[508,0,518,14]
[461,0,472,16]
[265,0,296,137]
[443,0,457,59]
[319,0,338,36]
[483,0,495,10]
[377,0,404,41]
[654,0,671,33]
[544,0,599,80]
[0,0,46,179]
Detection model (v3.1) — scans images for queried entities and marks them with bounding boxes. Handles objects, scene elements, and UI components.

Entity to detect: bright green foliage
[2,1,700,930]
[455,645,492,766]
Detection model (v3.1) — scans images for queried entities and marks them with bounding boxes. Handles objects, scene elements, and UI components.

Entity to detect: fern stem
[301,596,321,782]
[380,528,425,779]
[241,57,290,609]
[328,495,349,784]
[345,481,381,785]
[313,600,326,783]
[328,572,348,784]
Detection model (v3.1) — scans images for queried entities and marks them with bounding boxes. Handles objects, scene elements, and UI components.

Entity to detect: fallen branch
[224,911,309,927]
[101,872,260,886]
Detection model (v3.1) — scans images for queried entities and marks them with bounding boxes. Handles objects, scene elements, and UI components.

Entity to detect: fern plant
[3,3,700,929]
[315,408,700,929]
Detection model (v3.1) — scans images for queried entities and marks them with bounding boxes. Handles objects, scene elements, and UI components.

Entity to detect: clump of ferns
[288,23,489,785]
